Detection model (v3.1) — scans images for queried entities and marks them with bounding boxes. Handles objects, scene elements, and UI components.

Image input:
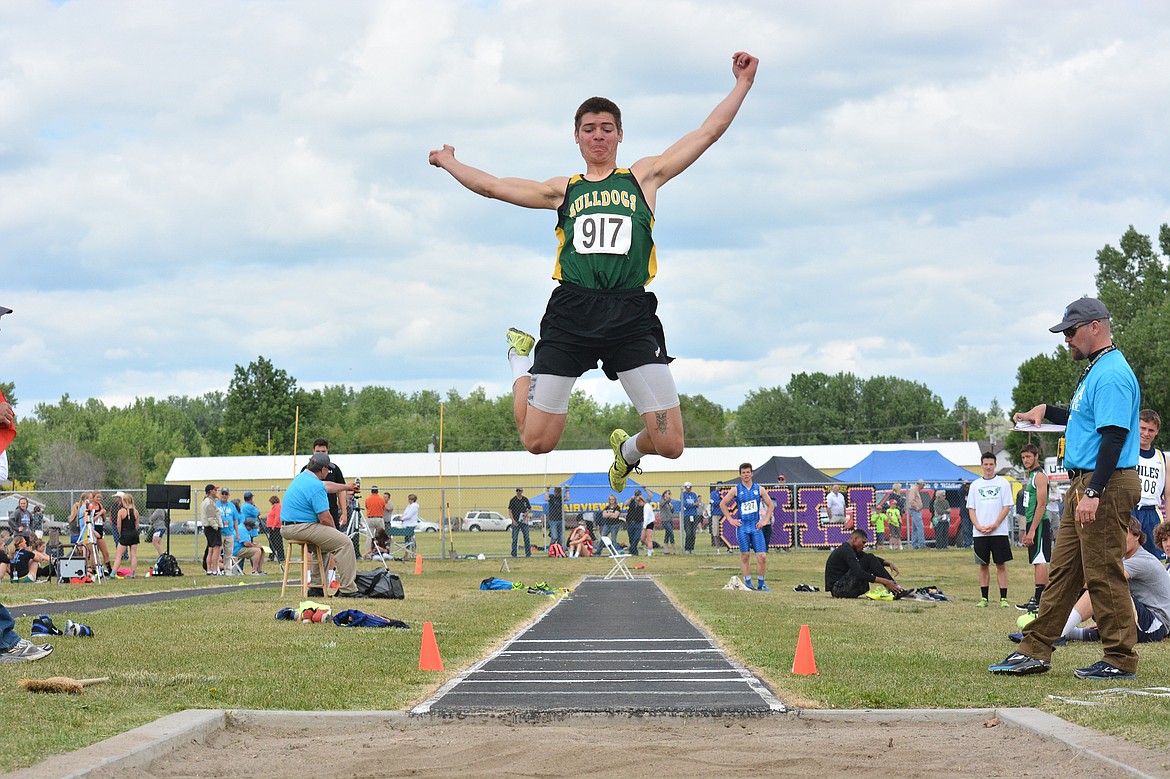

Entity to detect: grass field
[1,530,1167,773]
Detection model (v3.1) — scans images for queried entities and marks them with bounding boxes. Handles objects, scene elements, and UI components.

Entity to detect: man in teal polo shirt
[282,453,361,598]
[990,297,1141,680]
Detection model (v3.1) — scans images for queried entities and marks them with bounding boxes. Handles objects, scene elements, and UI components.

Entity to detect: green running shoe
[608,428,641,492]
[505,327,535,357]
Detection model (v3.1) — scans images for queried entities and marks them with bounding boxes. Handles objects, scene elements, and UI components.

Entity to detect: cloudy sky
[3,0,1169,419]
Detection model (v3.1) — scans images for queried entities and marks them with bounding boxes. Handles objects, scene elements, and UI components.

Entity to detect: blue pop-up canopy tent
[834,449,975,485]
[529,472,661,514]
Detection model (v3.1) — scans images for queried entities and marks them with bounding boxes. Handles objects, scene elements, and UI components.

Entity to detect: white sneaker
[0,638,54,663]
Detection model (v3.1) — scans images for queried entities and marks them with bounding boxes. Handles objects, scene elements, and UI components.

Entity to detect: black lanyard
[1075,344,1116,391]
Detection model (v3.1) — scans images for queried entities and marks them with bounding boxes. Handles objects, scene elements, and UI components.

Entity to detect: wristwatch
[1083,487,1101,499]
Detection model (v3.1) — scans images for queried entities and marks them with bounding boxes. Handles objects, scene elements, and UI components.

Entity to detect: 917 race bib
[572,213,632,255]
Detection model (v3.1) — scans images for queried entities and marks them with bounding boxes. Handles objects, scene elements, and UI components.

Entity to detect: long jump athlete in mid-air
[429,52,758,491]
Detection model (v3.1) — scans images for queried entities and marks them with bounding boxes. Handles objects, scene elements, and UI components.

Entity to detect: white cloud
[3,0,1170,423]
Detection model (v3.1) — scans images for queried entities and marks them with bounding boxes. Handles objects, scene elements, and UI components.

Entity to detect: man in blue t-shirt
[232,517,265,575]
[281,453,361,598]
[216,488,240,569]
[720,463,776,591]
[991,297,1142,681]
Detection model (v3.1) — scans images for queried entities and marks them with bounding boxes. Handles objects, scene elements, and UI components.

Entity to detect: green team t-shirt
[886,506,901,527]
[554,169,656,290]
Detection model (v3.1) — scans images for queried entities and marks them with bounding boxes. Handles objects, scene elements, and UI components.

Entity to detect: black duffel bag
[354,569,405,599]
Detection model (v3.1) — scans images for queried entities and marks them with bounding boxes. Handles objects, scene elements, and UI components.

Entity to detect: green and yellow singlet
[554,169,656,290]
[1022,469,1043,527]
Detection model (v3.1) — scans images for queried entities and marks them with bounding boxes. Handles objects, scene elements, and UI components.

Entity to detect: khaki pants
[1020,469,1140,672]
[280,521,357,595]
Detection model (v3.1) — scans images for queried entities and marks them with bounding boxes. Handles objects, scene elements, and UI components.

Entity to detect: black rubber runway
[416,578,783,715]
[4,580,280,619]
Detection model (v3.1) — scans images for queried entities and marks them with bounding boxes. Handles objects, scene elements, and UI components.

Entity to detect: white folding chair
[600,535,633,580]
[224,552,244,576]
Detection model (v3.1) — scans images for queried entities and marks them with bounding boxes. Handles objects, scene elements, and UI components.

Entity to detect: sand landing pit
[19,709,1166,779]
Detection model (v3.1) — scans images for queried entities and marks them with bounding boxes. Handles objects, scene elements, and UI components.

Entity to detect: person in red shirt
[265,495,284,564]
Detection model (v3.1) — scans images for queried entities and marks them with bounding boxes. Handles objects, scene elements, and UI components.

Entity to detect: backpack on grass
[153,553,183,577]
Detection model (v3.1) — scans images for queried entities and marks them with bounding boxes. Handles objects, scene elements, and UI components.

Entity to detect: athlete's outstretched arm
[429,145,567,210]
[632,52,758,195]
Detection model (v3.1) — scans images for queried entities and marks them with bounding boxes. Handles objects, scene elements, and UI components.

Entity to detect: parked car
[462,510,511,531]
[169,520,203,534]
[388,514,440,533]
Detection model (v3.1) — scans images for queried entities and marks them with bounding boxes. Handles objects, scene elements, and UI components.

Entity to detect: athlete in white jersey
[1134,410,1168,560]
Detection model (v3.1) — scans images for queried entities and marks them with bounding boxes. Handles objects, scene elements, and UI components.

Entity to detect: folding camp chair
[600,535,633,580]
[386,526,415,559]
[224,551,245,576]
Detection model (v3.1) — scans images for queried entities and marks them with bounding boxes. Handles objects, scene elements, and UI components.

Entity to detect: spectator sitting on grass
[370,527,394,561]
[568,519,593,558]
[1154,522,1170,568]
[11,534,50,583]
[1011,518,1170,645]
[825,529,903,599]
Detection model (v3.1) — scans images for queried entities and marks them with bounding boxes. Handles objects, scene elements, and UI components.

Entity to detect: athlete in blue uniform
[721,463,776,591]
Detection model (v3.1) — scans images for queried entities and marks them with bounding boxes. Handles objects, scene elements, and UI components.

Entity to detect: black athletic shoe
[1074,660,1134,680]
[306,587,324,597]
[1016,597,1040,612]
[989,652,1050,675]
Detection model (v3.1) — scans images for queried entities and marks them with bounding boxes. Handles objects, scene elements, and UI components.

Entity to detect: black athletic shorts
[204,526,222,548]
[1026,520,1053,565]
[531,282,673,381]
[973,535,1013,565]
[1134,597,1169,643]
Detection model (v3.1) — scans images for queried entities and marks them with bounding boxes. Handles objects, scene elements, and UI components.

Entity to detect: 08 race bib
[572,213,632,255]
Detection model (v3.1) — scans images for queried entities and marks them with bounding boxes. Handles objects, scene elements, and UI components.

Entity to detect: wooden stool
[281,541,333,598]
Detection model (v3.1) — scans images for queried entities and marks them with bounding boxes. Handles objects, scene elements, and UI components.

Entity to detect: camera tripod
[344,494,388,571]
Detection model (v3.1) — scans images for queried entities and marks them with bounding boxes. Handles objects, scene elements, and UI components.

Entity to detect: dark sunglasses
[1062,320,1094,338]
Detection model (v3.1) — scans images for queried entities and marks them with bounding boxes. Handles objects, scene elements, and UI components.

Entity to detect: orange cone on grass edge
[792,623,818,675]
[414,554,424,575]
[419,621,444,671]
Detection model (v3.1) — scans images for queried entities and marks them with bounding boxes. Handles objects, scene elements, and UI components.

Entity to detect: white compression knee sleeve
[526,374,576,415]
[617,363,679,415]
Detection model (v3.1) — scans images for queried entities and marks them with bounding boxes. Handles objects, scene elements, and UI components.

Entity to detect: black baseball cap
[1050,297,1110,333]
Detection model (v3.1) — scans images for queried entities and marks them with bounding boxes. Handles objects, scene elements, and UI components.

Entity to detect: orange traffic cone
[414,554,424,575]
[792,624,818,675]
[419,621,444,671]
